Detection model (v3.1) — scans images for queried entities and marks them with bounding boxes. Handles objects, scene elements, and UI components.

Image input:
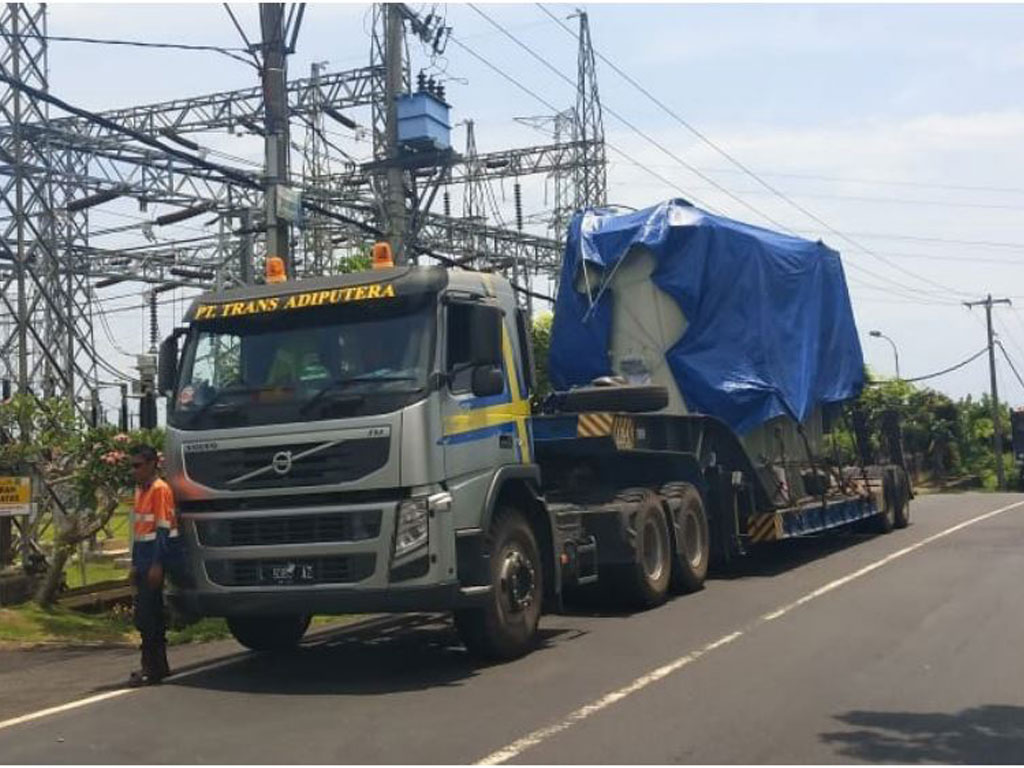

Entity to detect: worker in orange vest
[128,444,182,686]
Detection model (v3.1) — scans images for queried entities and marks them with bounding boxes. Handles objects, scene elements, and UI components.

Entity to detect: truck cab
[161,265,554,659]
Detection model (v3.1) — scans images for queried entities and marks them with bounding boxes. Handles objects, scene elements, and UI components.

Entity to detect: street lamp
[869,330,901,380]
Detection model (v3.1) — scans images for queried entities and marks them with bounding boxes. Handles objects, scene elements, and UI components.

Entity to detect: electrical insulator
[426,76,436,95]
[443,189,451,218]
[417,71,427,92]
[149,291,158,352]
[514,182,523,232]
[436,84,446,102]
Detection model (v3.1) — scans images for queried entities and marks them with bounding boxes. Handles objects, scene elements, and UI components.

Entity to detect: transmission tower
[0,4,98,418]
[572,9,607,211]
[301,60,332,275]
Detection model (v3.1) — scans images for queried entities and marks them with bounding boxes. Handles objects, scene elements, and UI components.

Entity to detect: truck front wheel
[455,507,544,661]
[227,614,311,652]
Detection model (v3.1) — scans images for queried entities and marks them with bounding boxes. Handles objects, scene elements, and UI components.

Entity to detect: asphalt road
[2,491,1023,764]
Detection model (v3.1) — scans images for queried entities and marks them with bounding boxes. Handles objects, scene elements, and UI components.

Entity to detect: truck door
[441,299,531,484]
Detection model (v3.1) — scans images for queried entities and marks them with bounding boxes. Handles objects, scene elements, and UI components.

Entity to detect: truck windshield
[170,292,435,429]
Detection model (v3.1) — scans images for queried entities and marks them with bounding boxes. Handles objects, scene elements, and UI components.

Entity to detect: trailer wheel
[454,506,543,661]
[893,470,911,529]
[661,482,710,594]
[873,472,897,534]
[227,614,310,652]
[606,489,672,608]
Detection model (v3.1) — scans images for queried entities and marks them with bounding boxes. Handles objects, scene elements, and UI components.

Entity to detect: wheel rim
[682,509,704,569]
[641,516,666,582]
[499,545,536,613]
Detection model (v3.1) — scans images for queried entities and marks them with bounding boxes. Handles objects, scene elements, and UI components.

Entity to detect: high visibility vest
[133,478,178,544]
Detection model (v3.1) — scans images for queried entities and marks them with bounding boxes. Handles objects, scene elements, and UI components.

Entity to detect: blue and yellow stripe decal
[441,282,532,462]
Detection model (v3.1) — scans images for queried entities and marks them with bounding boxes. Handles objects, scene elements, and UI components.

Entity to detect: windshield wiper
[298,375,419,417]
[186,386,259,423]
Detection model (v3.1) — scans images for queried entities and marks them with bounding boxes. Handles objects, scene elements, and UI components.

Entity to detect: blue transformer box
[396,91,451,151]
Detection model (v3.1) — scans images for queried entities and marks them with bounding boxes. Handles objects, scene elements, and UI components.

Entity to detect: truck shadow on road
[172,614,580,696]
[820,705,1024,763]
[712,531,879,580]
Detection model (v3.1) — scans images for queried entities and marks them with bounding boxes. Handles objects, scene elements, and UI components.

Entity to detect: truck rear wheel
[872,472,898,534]
[455,507,543,661]
[608,489,672,608]
[227,614,311,652]
[661,482,710,594]
[893,471,911,529]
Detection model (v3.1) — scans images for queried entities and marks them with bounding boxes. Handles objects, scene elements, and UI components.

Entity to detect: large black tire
[607,489,672,608]
[454,507,544,661]
[561,385,668,414]
[872,472,897,534]
[661,482,710,594]
[893,470,911,529]
[227,614,311,652]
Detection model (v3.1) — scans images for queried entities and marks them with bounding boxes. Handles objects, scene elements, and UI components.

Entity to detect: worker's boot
[153,640,171,680]
[128,643,163,687]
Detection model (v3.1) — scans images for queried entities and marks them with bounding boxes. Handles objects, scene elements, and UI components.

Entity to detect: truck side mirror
[157,334,180,398]
[471,365,504,398]
[469,305,503,368]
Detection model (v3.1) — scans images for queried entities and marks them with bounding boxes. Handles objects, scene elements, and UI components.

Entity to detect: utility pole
[260,4,292,277]
[384,3,408,264]
[965,294,1012,490]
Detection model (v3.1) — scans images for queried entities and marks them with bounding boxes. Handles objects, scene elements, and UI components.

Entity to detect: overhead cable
[534,3,972,302]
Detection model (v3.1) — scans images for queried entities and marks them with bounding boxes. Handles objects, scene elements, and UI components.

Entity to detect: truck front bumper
[170,580,491,617]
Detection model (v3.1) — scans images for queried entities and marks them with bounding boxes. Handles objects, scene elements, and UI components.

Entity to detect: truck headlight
[394,498,429,559]
[393,492,451,560]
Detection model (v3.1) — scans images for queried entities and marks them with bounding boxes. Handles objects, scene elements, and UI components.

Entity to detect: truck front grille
[195,511,382,547]
[206,555,375,587]
[184,438,389,490]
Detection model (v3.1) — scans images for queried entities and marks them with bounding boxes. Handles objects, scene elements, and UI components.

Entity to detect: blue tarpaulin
[549,200,865,435]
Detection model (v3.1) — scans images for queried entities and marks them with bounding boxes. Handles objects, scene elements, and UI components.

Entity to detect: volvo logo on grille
[271,451,293,475]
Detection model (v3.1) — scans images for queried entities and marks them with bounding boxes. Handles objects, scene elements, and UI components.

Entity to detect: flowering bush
[0,394,163,604]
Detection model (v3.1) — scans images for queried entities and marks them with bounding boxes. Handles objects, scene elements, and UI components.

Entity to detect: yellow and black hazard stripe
[746,513,779,543]
[577,412,614,438]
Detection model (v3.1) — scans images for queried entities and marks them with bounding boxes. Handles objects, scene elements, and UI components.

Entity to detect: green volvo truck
[161,201,911,660]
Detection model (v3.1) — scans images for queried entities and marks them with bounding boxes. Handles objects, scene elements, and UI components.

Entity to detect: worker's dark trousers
[132,571,169,678]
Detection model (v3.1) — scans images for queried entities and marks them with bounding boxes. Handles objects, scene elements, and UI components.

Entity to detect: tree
[0,395,162,606]
[529,311,553,408]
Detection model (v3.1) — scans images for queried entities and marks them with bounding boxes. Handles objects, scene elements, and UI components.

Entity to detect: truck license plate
[266,563,315,584]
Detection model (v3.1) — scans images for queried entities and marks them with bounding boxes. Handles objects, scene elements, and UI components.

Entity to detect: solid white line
[0,616,389,733]
[0,689,134,732]
[476,497,1024,765]
[478,631,744,765]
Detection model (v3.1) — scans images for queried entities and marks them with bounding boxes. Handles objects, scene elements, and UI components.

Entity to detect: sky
[30,2,1024,418]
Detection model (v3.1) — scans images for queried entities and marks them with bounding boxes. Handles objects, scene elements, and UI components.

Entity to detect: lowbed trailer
[536,408,908,607]
[160,201,910,661]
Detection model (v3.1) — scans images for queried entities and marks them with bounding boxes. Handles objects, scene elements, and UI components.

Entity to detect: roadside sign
[276,185,302,224]
[0,476,32,517]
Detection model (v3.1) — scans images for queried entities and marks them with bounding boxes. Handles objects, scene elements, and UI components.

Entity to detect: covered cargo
[549,199,865,435]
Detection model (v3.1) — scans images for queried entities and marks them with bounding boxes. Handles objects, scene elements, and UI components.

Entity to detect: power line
[42,34,256,68]
[891,347,989,384]
[534,3,971,303]
[615,173,1024,212]
[445,30,720,214]
[463,6,959,307]
[468,4,789,230]
[793,230,1024,251]
[996,341,1024,397]
[607,162,1024,197]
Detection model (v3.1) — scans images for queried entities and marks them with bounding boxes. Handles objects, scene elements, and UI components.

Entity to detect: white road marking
[477,497,1024,764]
[0,690,134,732]
[0,617,386,733]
